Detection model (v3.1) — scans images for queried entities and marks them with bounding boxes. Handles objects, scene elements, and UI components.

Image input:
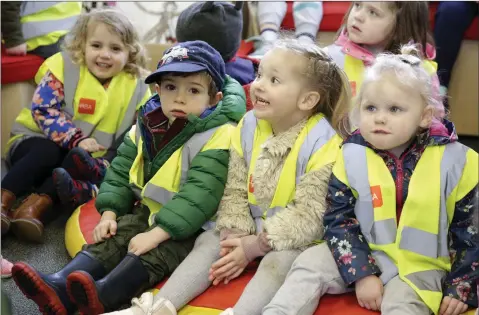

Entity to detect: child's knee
[259,250,300,279]
[194,229,220,251]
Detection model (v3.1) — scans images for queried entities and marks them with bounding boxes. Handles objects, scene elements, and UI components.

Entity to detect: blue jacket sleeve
[324,174,382,286]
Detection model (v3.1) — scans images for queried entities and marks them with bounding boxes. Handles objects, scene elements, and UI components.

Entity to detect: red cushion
[155,268,376,315]
[1,48,43,84]
[281,1,351,32]
[70,200,375,314]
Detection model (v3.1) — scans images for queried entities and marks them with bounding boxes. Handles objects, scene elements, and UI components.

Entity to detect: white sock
[262,30,279,42]
[257,1,287,35]
[293,2,323,41]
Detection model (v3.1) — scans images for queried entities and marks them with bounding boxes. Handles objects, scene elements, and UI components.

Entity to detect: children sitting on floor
[263,45,479,315]
[11,40,246,315]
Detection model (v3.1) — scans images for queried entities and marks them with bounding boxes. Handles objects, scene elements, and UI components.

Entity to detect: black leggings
[2,138,68,201]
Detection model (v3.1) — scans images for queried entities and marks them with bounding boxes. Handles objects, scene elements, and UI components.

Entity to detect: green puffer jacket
[95,75,246,240]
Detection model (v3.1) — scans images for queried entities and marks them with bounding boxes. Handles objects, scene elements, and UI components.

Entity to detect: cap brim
[145,62,207,84]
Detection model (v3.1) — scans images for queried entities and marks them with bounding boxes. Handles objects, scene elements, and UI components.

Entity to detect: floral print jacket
[323,120,479,307]
[31,71,111,149]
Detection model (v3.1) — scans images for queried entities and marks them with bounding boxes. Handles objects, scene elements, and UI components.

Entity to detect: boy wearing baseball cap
[11,41,246,315]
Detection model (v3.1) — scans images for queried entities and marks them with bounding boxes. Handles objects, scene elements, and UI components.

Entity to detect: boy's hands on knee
[79,138,106,153]
[209,238,248,286]
[93,211,117,243]
[439,296,468,315]
[355,275,384,311]
[128,226,170,256]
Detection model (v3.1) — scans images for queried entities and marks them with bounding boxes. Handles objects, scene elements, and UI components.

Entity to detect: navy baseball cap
[145,40,226,91]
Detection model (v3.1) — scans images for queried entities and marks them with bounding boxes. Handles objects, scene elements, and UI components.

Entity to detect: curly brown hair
[63,8,148,77]
[338,2,434,57]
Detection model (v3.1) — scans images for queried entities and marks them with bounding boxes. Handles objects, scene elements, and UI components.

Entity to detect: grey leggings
[155,230,301,315]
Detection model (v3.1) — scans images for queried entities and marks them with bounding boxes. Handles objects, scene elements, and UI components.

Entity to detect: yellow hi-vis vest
[326,44,438,97]
[20,2,82,51]
[333,142,478,314]
[6,52,151,159]
[128,123,236,229]
[231,111,343,233]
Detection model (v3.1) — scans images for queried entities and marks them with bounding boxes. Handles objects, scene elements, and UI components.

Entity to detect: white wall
[115,1,195,43]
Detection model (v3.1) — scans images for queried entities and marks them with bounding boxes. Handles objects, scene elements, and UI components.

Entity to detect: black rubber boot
[12,251,106,315]
[67,253,150,314]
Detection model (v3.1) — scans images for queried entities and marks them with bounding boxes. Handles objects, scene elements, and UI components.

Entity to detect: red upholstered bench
[1,48,44,84]
[65,200,376,315]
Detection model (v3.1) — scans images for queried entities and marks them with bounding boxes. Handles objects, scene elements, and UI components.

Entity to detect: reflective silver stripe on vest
[405,270,446,292]
[20,2,78,40]
[179,126,223,185]
[240,112,337,225]
[343,142,468,286]
[325,44,345,70]
[143,183,175,205]
[240,112,257,170]
[61,52,145,150]
[62,52,78,118]
[296,118,336,184]
[344,143,395,245]
[20,2,58,16]
[373,250,398,284]
[398,142,468,258]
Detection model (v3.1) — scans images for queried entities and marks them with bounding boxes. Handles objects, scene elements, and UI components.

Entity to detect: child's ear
[419,105,434,129]
[210,92,223,106]
[154,83,161,95]
[298,91,320,112]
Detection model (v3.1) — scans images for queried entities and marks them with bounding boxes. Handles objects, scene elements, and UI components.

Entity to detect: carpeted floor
[1,210,71,315]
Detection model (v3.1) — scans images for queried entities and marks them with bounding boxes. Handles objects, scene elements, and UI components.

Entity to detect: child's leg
[231,249,301,315]
[263,243,348,315]
[293,2,323,43]
[4,138,67,240]
[153,229,220,309]
[68,226,202,313]
[381,276,430,315]
[61,147,109,184]
[53,168,98,208]
[83,205,150,272]
[257,1,287,42]
[2,138,66,198]
[250,1,287,58]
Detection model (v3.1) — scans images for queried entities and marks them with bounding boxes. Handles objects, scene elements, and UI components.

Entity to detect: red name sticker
[370,185,383,208]
[78,98,96,115]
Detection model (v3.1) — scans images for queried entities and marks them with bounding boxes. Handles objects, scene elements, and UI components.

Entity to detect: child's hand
[209,238,248,285]
[439,296,469,315]
[93,215,117,243]
[128,227,170,256]
[355,275,384,311]
[78,138,106,153]
[6,43,27,56]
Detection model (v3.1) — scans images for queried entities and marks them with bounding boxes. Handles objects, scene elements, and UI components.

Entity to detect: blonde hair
[274,35,353,138]
[63,8,148,77]
[351,44,444,127]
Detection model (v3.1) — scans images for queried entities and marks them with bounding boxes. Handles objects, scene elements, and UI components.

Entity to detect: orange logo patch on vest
[350,81,357,97]
[248,174,254,193]
[370,185,383,208]
[78,98,96,115]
